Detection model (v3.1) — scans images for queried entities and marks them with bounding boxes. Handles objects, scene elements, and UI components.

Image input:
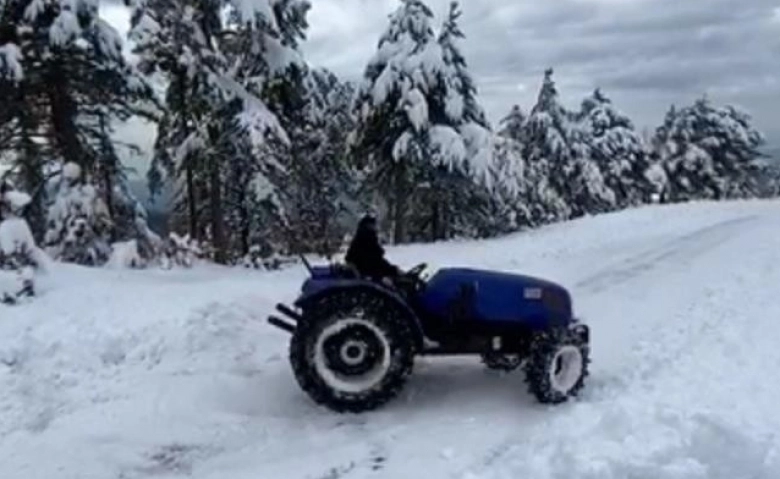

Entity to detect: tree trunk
[104,165,115,240]
[174,69,198,241]
[209,161,227,264]
[186,165,198,240]
[392,163,406,244]
[48,58,83,167]
[16,85,46,242]
[239,178,250,256]
[430,199,440,242]
[98,114,116,241]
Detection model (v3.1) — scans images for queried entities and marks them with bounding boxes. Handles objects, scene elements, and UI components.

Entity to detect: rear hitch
[268,316,296,334]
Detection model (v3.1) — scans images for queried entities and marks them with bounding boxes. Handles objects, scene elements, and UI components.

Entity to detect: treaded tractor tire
[289,289,416,413]
[524,328,590,404]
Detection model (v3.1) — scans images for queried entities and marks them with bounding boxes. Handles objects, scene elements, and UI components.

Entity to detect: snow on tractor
[268,260,590,413]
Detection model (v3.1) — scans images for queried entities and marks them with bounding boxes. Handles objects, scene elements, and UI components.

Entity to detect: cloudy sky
[103,0,780,154]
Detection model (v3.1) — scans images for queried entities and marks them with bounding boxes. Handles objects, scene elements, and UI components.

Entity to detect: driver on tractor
[345,214,401,285]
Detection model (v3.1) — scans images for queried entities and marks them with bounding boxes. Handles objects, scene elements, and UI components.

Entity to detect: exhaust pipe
[276,303,302,322]
[268,316,296,334]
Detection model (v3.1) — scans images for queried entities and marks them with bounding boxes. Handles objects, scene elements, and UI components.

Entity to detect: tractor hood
[426,267,569,293]
[419,267,573,327]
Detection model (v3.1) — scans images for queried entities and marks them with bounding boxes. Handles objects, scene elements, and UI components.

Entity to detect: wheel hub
[549,345,584,393]
[321,322,385,377]
[341,341,366,365]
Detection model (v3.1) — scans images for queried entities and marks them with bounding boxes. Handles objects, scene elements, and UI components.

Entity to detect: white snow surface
[3,200,780,478]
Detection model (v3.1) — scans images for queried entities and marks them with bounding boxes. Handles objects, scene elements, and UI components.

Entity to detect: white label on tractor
[524,287,543,300]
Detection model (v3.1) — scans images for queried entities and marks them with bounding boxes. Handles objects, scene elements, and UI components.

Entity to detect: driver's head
[358,213,377,233]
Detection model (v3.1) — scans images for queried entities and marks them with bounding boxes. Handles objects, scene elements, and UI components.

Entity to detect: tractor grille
[542,288,572,319]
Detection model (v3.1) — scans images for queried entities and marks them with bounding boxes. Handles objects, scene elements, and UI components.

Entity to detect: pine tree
[498,105,526,143]
[493,105,536,228]
[578,88,654,208]
[1,0,157,243]
[522,69,616,221]
[43,162,113,265]
[129,0,310,263]
[352,0,440,243]
[486,135,529,232]
[437,2,489,130]
[521,68,571,223]
[282,68,357,256]
[0,178,44,303]
[428,1,496,239]
[653,97,766,202]
[567,119,616,217]
[353,0,495,243]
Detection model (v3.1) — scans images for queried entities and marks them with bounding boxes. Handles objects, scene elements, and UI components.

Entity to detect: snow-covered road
[2,200,780,479]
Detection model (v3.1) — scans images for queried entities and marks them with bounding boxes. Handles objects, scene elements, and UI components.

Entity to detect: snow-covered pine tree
[652,97,767,202]
[280,68,357,257]
[426,0,498,239]
[351,0,440,243]
[1,0,158,242]
[437,2,489,130]
[129,0,310,263]
[521,68,572,223]
[578,88,654,208]
[493,105,536,228]
[0,178,46,303]
[523,69,615,221]
[44,162,113,265]
[566,119,616,218]
[225,0,314,260]
[1,1,57,237]
[498,105,526,143]
[484,135,530,233]
[353,0,495,242]
[758,159,780,198]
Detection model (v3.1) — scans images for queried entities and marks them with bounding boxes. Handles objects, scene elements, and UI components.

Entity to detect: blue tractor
[268,261,590,413]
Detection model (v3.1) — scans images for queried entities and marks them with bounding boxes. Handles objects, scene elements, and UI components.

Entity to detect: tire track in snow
[451,214,762,479]
[460,213,780,479]
[573,215,757,294]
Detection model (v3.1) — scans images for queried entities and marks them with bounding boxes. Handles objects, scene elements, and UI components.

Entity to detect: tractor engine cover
[417,268,573,330]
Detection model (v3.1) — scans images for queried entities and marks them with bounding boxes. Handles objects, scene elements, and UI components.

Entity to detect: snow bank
[0,217,46,302]
[106,240,145,269]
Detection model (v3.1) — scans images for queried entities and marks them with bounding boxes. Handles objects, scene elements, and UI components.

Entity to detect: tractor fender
[294,281,426,350]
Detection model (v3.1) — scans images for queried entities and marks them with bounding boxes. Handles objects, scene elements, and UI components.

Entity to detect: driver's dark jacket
[345,225,399,280]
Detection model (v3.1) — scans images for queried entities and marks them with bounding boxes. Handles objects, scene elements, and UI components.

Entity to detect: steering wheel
[405,262,427,278]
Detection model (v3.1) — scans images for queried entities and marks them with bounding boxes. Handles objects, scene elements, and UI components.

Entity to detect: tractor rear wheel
[524,327,589,404]
[289,290,416,413]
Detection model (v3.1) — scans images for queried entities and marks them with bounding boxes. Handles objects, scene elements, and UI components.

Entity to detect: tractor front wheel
[289,290,416,413]
[524,327,589,404]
